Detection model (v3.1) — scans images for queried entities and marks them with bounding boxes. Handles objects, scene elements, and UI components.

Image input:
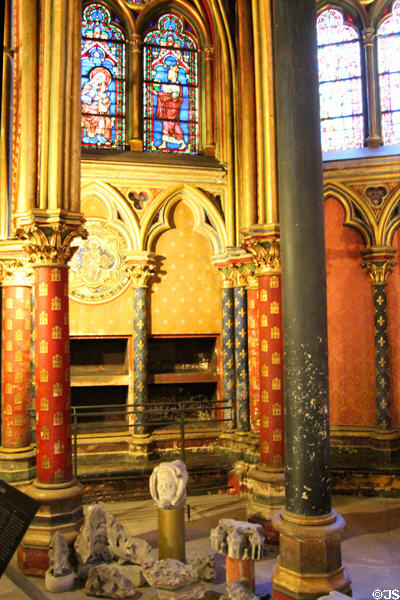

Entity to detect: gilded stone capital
[361,248,396,285]
[220,264,236,288]
[126,262,155,288]
[362,27,376,47]
[0,259,33,286]
[15,224,88,267]
[128,34,141,53]
[204,44,214,60]
[243,238,281,275]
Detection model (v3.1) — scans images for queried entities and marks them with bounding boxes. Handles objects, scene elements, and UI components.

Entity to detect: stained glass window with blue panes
[317,8,364,151]
[377,0,400,145]
[143,14,198,154]
[81,4,126,150]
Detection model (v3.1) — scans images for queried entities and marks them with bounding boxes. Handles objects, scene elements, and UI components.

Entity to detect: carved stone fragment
[74,505,112,566]
[188,553,216,582]
[85,564,136,599]
[142,558,199,589]
[210,519,265,560]
[105,510,153,565]
[220,579,259,599]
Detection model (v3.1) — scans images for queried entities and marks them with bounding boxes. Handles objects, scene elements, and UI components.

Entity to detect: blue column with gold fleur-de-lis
[127,259,155,436]
[361,249,396,429]
[133,287,147,434]
[234,276,250,432]
[222,274,236,430]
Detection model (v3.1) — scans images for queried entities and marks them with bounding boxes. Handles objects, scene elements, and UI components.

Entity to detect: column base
[18,478,84,576]
[247,464,285,543]
[272,510,351,600]
[0,446,36,483]
[129,433,154,466]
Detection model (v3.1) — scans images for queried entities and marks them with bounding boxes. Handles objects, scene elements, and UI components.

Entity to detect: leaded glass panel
[81,4,126,150]
[377,0,400,145]
[143,14,198,155]
[317,8,364,151]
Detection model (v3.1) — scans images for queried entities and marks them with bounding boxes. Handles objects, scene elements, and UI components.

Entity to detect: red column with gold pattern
[1,262,32,450]
[2,284,31,448]
[35,265,72,484]
[247,275,260,432]
[0,259,36,484]
[259,271,284,468]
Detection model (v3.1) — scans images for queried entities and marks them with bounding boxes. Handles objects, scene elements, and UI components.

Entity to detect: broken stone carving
[75,504,113,566]
[210,519,265,560]
[143,559,205,600]
[188,553,216,582]
[105,510,152,565]
[45,531,75,592]
[85,564,136,599]
[142,558,199,589]
[149,460,188,510]
[220,579,259,599]
[74,503,153,582]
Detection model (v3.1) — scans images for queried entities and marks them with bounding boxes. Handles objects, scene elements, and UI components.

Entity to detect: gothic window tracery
[317,1,400,152]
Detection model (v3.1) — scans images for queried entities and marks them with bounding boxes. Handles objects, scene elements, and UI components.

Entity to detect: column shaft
[129,34,143,151]
[259,274,284,468]
[247,283,260,432]
[222,286,235,429]
[35,265,72,484]
[363,29,382,148]
[273,0,331,517]
[234,284,249,432]
[133,287,148,434]
[2,284,31,448]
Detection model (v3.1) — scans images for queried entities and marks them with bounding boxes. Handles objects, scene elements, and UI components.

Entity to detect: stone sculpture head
[149,460,188,510]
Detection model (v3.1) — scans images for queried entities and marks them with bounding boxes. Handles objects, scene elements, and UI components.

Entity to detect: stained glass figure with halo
[143,13,198,154]
[81,4,126,150]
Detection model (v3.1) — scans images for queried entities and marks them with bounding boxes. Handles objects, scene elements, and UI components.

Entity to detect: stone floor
[2,493,400,599]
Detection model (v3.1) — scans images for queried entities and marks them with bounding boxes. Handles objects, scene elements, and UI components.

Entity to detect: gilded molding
[0,259,33,286]
[15,224,88,267]
[126,262,155,288]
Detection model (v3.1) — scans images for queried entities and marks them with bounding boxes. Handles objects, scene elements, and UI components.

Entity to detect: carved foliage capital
[361,248,396,284]
[126,262,155,288]
[0,259,34,286]
[15,224,88,267]
[204,44,214,60]
[242,238,281,274]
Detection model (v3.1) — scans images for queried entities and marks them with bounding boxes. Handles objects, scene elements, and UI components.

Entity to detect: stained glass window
[81,4,126,150]
[317,8,364,152]
[143,13,198,155]
[377,0,400,145]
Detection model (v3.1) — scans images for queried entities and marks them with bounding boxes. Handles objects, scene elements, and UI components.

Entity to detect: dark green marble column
[273,0,330,518]
[271,4,350,599]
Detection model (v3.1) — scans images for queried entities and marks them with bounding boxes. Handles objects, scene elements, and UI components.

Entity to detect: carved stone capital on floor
[272,509,351,600]
[15,222,87,267]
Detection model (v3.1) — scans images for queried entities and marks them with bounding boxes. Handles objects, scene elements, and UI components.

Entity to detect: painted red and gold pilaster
[244,237,285,542]
[0,259,36,483]
[247,271,260,433]
[245,238,284,469]
[15,223,86,575]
